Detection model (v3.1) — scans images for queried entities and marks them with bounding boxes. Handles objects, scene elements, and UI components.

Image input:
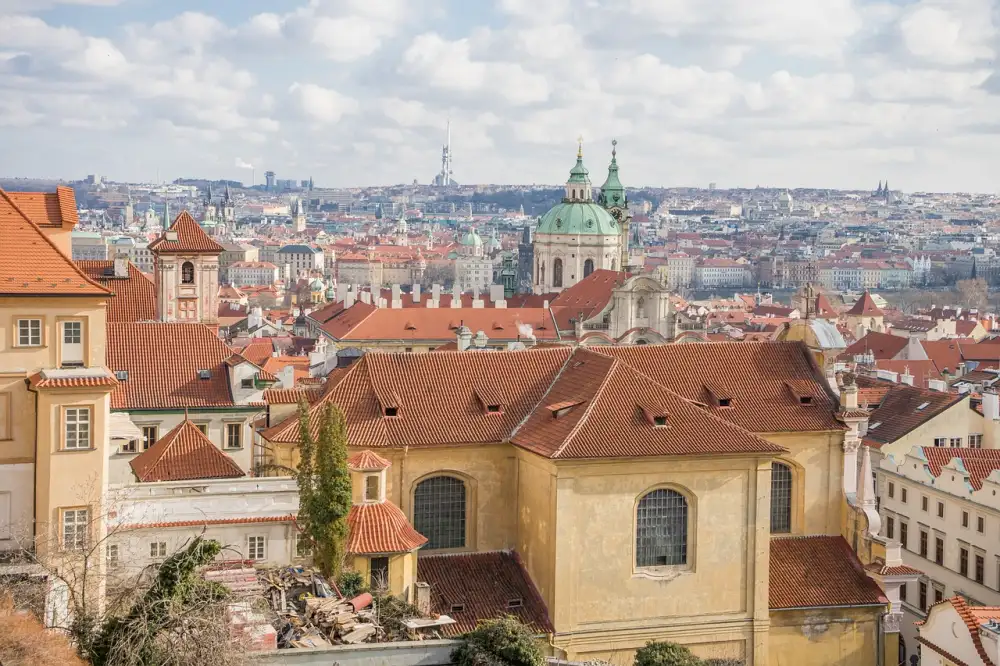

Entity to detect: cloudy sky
[1,0,999,191]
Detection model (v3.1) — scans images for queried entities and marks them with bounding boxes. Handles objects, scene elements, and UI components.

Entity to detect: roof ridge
[508,347,577,441]
[551,349,618,459]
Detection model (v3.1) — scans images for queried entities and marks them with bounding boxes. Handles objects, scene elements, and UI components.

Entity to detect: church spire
[565,137,591,201]
[598,138,626,210]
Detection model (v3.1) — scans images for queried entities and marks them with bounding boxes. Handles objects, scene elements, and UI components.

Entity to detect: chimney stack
[984,392,1000,421]
[415,582,431,615]
[412,283,421,304]
[113,252,129,278]
[391,284,402,309]
[457,324,473,351]
[841,377,859,410]
[900,369,914,386]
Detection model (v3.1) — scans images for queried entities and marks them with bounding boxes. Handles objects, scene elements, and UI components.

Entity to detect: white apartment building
[110,236,154,273]
[71,231,109,260]
[660,253,695,289]
[277,244,324,279]
[879,445,1000,659]
[219,243,260,282]
[228,261,281,287]
[694,258,749,288]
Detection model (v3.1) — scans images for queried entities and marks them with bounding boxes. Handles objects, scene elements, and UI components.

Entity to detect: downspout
[877,609,886,666]
[25,378,39,543]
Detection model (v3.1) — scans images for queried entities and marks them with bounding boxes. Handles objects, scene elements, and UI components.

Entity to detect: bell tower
[150,211,224,326]
[598,139,631,271]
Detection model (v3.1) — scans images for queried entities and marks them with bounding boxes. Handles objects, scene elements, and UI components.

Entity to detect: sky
[2,0,1000,191]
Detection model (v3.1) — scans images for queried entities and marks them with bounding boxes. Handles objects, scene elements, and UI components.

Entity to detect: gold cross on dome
[577,135,584,158]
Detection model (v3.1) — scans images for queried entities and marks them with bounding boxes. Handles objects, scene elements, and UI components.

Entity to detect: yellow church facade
[262,341,907,665]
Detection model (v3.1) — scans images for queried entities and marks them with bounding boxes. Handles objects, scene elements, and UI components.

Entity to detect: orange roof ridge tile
[130,419,245,482]
[149,210,224,254]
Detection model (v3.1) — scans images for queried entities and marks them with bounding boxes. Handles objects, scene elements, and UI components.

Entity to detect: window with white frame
[62,508,88,550]
[64,408,91,450]
[951,437,963,447]
[247,535,266,560]
[933,437,947,447]
[225,423,242,449]
[17,319,41,346]
[107,544,120,568]
[149,542,167,559]
[141,425,158,451]
[971,434,984,448]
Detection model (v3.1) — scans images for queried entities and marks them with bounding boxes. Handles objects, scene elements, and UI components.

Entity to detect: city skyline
[2,0,1000,192]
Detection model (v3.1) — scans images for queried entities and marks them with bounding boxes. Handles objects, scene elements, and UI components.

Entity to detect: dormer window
[718,398,732,408]
[383,406,399,418]
[115,370,128,381]
[450,604,465,613]
[653,416,668,427]
[487,404,502,415]
[507,598,523,609]
[548,400,582,419]
[364,474,380,501]
[799,396,813,405]
[197,369,211,380]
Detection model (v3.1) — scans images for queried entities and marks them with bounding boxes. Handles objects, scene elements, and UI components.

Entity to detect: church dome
[460,229,483,247]
[310,277,325,290]
[536,201,618,236]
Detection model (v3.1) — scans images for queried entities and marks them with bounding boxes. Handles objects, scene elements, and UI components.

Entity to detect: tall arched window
[413,476,466,550]
[540,261,545,286]
[571,189,576,199]
[181,261,195,284]
[553,258,563,288]
[771,462,793,534]
[637,297,646,319]
[584,259,594,278]
[611,258,617,271]
[636,488,688,567]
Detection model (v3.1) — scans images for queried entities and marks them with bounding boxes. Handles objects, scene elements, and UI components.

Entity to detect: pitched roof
[847,291,884,316]
[925,596,1000,666]
[921,448,1000,490]
[769,536,887,610]
[511,348,784,459]
[345,501,426,554]
[597,342,844,433]
[858,376,965,448]
[417,550,553,637]
[548,269,626,331]
[7,186,77,229]
[347,450,391,471]
[129,419,245,482]
[76,260,157,322]
[921,339,966,375]
[873,360,942,389]
[0,188,111,296]
[107,323,239,410]
[843,331,908,360]
[263,387,321,405]
[239,338,275,366]
[148,211,224,254]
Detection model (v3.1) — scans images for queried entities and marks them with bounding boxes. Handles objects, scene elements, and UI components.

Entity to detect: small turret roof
[847,290,884,316]
[566,138,590,185]
[598,139,626,209]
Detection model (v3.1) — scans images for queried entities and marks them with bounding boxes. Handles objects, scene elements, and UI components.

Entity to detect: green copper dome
[460,228,482,246]
[536,201,618,236]
[598,139,627,210]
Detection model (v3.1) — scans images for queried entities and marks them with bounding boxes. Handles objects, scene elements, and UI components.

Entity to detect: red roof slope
[843,331,908,360]
[922,448,1000,490]
[598,342,843,433]
[0,188,111,296]
[921,339,966,375]
[858,376,964,448]
[512,348,783,459]
[847,291,884,316]
[76,260,157,322]
[549,269,626,331]
[107,322,239,410]
[322,304,558,342]
[770,536,887,609]
[345,501,426,554]
[8,186,78,229]
[149,211,224,254]
[129,419,245,482]
[418,550,553,637]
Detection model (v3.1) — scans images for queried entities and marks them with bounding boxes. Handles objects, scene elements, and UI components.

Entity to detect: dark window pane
[636,489,688,567]
[771,463,793,534]
[413,476,466,550]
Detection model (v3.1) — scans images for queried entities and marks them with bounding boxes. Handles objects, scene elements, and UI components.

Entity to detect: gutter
[24,378,39,544]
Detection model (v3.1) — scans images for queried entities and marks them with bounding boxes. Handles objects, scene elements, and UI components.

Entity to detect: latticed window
[553,259,563,288]
[584,259,594,278]
[771,463,793,534]
[635,489,688,567]
[413,476,466,550]
[181,261,195,284]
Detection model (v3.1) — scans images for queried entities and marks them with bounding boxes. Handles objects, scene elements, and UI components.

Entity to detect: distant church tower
[123,189,134,227]
[222,185,236,224]
[293,197,307,234]
[149,211,224,326]
[597,139,630,271]
[395,212,408,246]
[203,185,217,225]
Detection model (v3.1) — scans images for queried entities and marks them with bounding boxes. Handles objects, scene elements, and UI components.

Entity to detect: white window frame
[149,541,167,559]
[225,423,242,450]
[62,508,89,551]
[64,407,92,450]
[107,544,120,568]
[247,535,266,561]
[17,319,42,347]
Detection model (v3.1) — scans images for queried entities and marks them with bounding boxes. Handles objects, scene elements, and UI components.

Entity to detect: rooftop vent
[383,406,399,418]
[507,598,523,609]
[197,369,211,380]
[450,604,464,613]
[114,370,128,381]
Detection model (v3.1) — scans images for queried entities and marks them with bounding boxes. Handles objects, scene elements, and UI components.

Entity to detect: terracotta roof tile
[129,419,245,482]
[921,339,966,375]
[76,260,157,322]
[0,188,111,296]
[770,536,887,609]
[847,291,884,316]
[8,186,77,228]
[148,211,224,254]
[346,501,426,554]
[943,596,1000,666]
[859,376,964,448]
[598,342,844,433]
[124,515,294,530]
[549,269,626,331]
[239,338,275,366]
[347,450,391,471]
[28,371,118,390]
[842,331,908,360]
[418,550,553,637]
[263,387,321,405]
[107,322,238,410]
[922,448,1000,490]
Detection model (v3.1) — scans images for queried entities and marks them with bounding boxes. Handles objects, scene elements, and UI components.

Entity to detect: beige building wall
[769,607,879,666]
[873,397,979,460]
[764,431,845,536]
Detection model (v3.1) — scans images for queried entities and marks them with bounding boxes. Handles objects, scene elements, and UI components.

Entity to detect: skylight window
[507,598,523,609]
[653,416,668,427]
[486,404,502,414]
[869,422,882,430]
[799,396,813,405]
[197,369,211,380]
[718,398,732,408]
[916,402,930,411]
[114,370,128,381]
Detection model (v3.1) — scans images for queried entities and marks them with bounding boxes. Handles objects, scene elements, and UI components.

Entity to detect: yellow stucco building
[261,339,907,665]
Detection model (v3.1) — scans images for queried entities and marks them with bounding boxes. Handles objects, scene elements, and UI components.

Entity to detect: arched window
[553,258,563,288]
[637,297,646,319]
[584,259,594,277]
[571,189,576,199]
[181,261,195,284]
[636,488,688,567]
[540,261,545,286]
[413,476,466,550]
[771,462,793,534]
[611,258,617,271]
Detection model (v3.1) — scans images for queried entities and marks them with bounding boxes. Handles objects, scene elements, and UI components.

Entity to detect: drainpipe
[877,609,886,666]
[25,378,39,544]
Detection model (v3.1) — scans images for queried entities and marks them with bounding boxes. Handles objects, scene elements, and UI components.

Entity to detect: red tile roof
[417,550,553,637]
[347,450,391,471]
[28,371,119,390]
[263,387,321,405]
[76,260,157,322]
[107,322,240,410]
[769,536,887,609]
[873,360,942,388]
[921,339,965,375]
[124,514,294,530]
[512,348,784,459]
[858,376,964,448]
[548,269,626,331]
[345,501,426,554]
[239,338,275,366]
[847,291,884,316]
[148,211,224,254]
[129,419,245,482]
[598,342,844,433]
[922,448,1000,490]
[842,331,908,360]
[7,186,77,229]
[0,188,111,296]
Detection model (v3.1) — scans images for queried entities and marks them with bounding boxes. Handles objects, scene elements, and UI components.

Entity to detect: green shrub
[337,570,367,599]
[634,641,703,666]
[451,616,544,666]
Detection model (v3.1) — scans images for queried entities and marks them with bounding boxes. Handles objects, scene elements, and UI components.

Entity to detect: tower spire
[577,134,584,159]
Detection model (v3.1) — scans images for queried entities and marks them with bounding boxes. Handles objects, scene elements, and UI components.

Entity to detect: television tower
[437,120,453,186]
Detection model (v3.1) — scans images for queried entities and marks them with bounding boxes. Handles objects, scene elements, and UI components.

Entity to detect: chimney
[473,330,488,348]
[360,291,371,305]
[344,289,356,309]
[457,325,473,351]
[543,300,549,309]
[841,378,859,410]
[431,284,441,302]
[489,284,504,303]
[573,316,584,340]
[391,284,402,309]
[415,582,431,616]
[113,253,128,278]
[412,284,421,303]
[984,392,1000,421]
[927,379,948,392]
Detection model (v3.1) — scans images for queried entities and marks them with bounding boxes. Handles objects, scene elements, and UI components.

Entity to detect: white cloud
[288,82,358,123]
[900,2,995,65]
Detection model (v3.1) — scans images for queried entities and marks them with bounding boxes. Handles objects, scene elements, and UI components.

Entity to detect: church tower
[222,185,236,224]
[149,211,224,326]
[598,139,630,272]
[395,211,408,246]
[123,188,134,227]
[293,197,307,234]
[203,185,217,225]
